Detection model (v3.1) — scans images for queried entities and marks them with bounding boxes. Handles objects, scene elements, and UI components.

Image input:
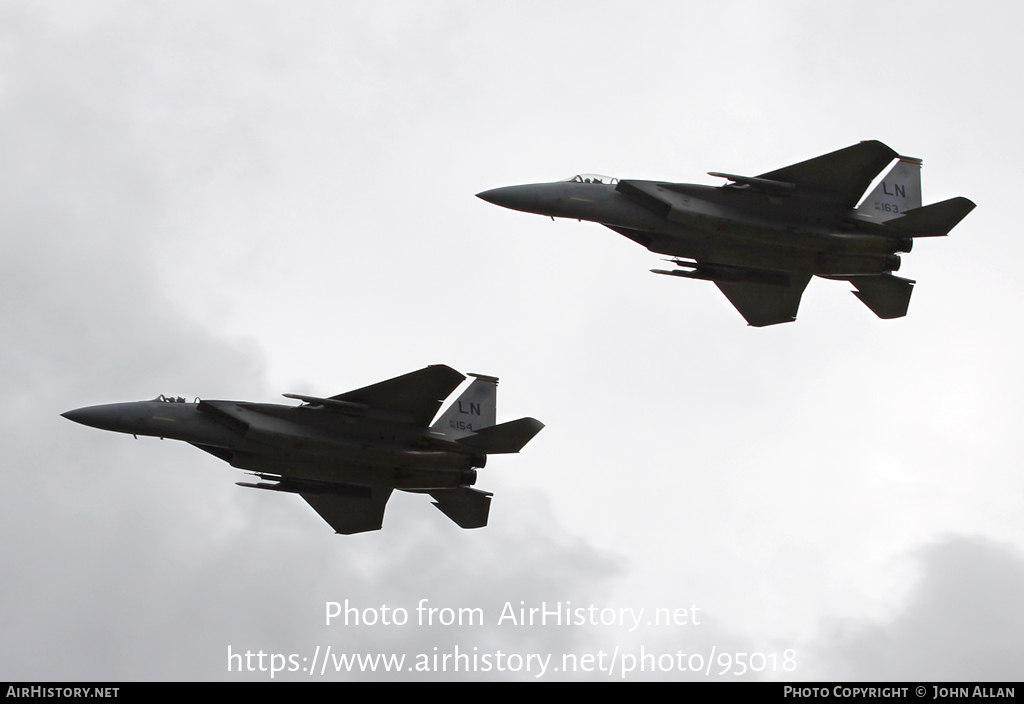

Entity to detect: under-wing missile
[707,172,796,191]
[236,475,377,497]
[653,260,793,286]
[281,393,369,413]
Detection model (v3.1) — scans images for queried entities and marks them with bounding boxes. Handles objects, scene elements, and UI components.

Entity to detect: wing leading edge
[756,140,899,207]
[652,262,812,327]
[331,364,465,426]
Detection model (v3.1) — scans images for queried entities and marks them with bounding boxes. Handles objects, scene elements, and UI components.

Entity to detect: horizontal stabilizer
[455,417,545,454]
[848,274,915,319]
[883,197,976,237]
[428,487,493,529]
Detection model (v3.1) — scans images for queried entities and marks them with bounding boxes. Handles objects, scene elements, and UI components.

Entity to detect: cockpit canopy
[562,173,618,185]
[153,394,186,403]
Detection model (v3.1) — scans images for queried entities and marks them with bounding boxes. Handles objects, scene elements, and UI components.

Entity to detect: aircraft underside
[637,228,901,277]
[477,140,975,326]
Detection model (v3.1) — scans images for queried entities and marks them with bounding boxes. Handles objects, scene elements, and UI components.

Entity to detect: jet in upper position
[478,141,975,326]
[62,365,543,534]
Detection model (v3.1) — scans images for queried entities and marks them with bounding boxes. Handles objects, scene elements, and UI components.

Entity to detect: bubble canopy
[562,173,618,185]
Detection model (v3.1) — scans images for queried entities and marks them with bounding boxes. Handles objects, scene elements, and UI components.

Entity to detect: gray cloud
[2,0,1023,681]
[0,5,631,680]
[809,536,1024,681]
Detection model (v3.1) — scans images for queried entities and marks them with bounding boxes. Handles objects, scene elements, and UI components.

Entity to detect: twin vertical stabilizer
[857,156,923,222]
[430,374,545,454]
[431,374,498,441]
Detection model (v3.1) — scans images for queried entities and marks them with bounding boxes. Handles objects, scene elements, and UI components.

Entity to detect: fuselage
[62,398,483,490]
[478,179,907,276]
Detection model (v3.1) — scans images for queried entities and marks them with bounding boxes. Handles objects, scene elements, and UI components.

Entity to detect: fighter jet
[478,141,975,326]
[62,365,543,534]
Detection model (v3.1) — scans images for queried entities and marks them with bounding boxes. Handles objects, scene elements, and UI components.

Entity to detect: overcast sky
[1,1,1022,681]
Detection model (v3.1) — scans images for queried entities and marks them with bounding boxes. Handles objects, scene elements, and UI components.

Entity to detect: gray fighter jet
[62,365,543,534]
[478,141,975,326]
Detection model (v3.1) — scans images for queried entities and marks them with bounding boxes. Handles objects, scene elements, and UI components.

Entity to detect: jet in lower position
[478,141,975,326]
[62,365,544,534]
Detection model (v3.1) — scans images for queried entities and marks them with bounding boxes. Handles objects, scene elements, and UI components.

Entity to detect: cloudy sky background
[1,1,1022,680]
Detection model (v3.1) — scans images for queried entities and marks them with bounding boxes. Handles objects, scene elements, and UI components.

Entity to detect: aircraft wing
[301,487,394,535]
[331,364,466,426]
[653,261,812,326]
[428,487,493,529]
[756,141,898,207]
[714,273,812,327]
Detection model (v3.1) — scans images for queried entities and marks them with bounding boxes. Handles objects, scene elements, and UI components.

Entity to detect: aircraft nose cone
[61,405,122,432]
[476,185,545,213]
[476,186,514,207]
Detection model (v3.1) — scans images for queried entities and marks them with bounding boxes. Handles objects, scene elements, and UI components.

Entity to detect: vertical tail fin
[430,374,497,441]
[857,156,922,222]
